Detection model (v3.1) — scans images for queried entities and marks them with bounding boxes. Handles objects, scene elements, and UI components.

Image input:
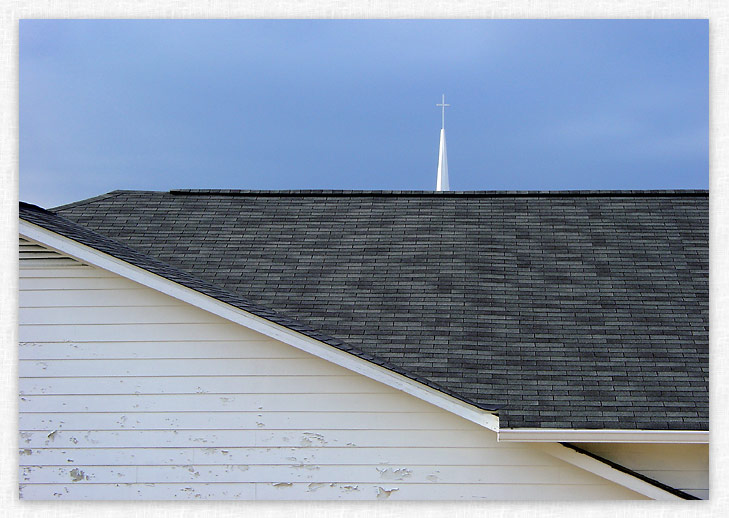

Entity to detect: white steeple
[436,94,450,191]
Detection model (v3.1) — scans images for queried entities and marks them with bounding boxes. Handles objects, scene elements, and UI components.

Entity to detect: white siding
[579,443,709,500]
[19,237,84,268]
[18,239,648,501]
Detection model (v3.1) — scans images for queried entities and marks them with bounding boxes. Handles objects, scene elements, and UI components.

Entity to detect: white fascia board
[498,428,709,444]
[19,221,499,433]
[537,443,684,501]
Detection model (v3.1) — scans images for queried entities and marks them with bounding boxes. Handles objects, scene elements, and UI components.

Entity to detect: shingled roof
[26,189,708,431]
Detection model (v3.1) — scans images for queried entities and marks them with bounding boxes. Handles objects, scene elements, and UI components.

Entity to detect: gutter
[498,428,709,444]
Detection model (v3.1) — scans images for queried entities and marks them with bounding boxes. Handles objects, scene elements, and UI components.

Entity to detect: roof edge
[169,188,709,197]
[498,428,708,443]
[537,443,696,500]
[50,191,127,211]
[558,443,701,500]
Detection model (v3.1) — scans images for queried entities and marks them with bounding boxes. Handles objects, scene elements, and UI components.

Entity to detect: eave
[498,428,709,444]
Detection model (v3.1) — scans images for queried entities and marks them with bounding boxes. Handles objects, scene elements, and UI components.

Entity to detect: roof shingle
[33,189,708,431]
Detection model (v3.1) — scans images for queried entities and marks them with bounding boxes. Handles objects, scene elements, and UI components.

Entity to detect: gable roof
[18,202,482,413]
[28,189,708,432]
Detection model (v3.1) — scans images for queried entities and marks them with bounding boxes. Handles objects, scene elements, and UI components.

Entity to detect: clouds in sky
[20,19,707,207]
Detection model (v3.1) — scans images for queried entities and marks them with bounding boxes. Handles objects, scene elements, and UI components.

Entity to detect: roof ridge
[50,190,128,211]
[169,188,709,197]
[19,203,496,413]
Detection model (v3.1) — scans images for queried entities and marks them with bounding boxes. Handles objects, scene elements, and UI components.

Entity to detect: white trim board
[19,220,499,433]
[536,443,686,501]
[499,428,709,444]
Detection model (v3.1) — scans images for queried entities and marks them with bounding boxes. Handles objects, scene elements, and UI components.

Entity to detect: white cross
[436,94,450,129]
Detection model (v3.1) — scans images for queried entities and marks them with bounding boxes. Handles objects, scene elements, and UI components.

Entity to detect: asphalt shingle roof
[19,201,475,410]
[29,189,708,431]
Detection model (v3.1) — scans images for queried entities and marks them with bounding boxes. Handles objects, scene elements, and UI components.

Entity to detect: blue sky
[20,19,708,208]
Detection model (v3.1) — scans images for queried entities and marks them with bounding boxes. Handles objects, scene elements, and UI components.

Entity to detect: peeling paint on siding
[376,486,399,499]
[300,432,327,447]
[376,467,412,480]
[290,463,321,471]
[69,468,88,482]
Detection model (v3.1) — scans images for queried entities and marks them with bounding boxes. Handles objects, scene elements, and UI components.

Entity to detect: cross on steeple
[436,94,450,129]
[436,94,450,191]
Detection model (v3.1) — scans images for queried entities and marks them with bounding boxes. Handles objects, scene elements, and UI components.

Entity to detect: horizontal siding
[19,341,312,360]
[19,323,272,342]
[20,276,144,291]
[20,305,226,325]
[19,411,474,431]
[19,446,544,467]
[18,241,647,501]
[579,443,709,499]
[20,266,117,278]
[19,393,439,413]
[19,375,386,395]
[19,238,83,268]
[20,464,608,485]
[18,429,518,449]
[18,482,641,501]
[19,358,352,377]
[20,288,187,308]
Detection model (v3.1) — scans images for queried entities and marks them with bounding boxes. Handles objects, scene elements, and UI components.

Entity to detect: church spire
[436,94,450,191]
